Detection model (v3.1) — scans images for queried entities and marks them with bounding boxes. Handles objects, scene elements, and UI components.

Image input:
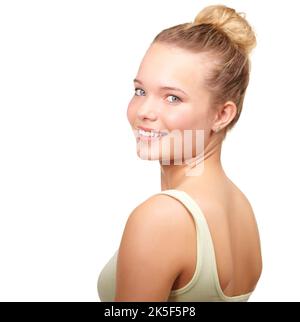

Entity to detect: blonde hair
[152,4,257,137]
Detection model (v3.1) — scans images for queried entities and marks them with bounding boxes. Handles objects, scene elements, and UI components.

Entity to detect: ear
[212,101,237,132]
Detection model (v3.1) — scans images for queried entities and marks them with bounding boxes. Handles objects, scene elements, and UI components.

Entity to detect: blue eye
[134,88,145,96]
[167,95,181,104]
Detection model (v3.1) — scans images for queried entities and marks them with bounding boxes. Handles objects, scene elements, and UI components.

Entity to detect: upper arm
[114,194,188,302]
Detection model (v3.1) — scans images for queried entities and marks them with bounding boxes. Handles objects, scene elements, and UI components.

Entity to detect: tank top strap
[156,189,209,232]
[155,189,215,294]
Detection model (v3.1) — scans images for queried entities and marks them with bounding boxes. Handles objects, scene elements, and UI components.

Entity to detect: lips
[137,125,161,133]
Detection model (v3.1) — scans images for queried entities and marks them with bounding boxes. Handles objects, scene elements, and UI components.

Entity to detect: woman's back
[172,177,262,297]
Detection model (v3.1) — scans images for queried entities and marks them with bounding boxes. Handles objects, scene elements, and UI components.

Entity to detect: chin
[136,149,160,161]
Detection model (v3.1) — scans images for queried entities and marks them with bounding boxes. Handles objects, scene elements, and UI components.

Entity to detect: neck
[160,133,225,190]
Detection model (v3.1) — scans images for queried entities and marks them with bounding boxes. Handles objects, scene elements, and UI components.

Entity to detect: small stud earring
[214,126,221,133]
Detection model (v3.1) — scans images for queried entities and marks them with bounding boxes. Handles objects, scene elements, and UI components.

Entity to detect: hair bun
[193,5,256,55]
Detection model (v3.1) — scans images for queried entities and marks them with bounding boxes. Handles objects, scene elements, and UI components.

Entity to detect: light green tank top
[97,189,253,302]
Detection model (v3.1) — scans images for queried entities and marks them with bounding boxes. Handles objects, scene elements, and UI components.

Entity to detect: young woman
[98,4,262,302]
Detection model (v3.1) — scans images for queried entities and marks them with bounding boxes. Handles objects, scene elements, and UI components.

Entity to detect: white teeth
[137,129,165,138]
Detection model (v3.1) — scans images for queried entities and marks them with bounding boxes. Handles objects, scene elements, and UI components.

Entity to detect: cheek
[163,109,197,131]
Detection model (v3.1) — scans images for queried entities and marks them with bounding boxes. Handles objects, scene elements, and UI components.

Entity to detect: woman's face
[127,42,216,163]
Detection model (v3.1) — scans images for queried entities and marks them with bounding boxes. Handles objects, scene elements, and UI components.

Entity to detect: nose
[136,97,158,122]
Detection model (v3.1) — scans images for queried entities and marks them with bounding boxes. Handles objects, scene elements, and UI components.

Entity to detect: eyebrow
[133,78,188,96]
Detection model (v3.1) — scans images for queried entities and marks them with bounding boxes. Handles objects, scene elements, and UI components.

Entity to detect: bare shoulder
[129,193,191,224]
[115,193,191,301]
[122,193,192,244]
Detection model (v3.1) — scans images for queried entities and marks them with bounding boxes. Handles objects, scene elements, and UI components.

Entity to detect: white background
[0,0,299,302]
